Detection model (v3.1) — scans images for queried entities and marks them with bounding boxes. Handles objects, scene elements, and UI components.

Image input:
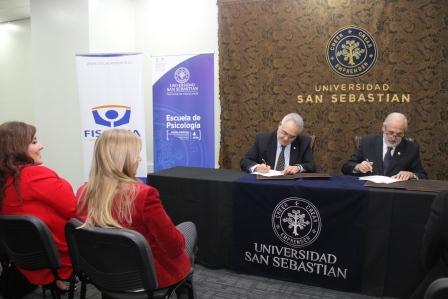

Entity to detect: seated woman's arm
[24,165,76,219]
[142,186,186,258]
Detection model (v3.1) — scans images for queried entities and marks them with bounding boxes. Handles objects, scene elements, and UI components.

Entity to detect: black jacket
[341,134,427,179]
[240,130,316,173]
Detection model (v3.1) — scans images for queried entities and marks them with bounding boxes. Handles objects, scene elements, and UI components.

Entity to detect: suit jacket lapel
[375,135,384,175]
[379,137,405,176]
[289,138,300,166]
[390,140,405,168]
[266,131,278,167]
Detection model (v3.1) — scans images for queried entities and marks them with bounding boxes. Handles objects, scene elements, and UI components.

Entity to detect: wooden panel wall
[218,0,448,179]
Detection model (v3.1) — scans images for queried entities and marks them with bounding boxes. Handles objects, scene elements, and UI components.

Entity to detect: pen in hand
[258,158,270,173]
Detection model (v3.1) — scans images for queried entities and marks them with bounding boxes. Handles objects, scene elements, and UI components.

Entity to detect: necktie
[276,146,286,171]
[383,146,393,175]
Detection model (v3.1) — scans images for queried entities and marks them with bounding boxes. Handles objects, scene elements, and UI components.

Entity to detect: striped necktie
[383,146,393,175]
[275,146,286,171]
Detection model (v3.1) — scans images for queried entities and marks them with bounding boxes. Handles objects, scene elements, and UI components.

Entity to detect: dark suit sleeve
[422,191,448,270]
[298,136,316,172]
[240,133,263,172]
[409,143,427,179]
[341,146,365,175]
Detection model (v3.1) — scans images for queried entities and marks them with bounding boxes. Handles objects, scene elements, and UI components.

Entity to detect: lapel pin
[397,152,401,156]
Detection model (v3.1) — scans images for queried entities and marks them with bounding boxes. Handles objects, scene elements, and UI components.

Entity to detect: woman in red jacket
[0,121,76,289]
[76,129,196,290]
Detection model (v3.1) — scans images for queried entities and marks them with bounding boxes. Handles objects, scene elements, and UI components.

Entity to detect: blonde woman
[76,129,196,290]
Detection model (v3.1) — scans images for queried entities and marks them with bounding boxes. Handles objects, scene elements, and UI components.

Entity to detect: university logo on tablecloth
[271,197,322,248]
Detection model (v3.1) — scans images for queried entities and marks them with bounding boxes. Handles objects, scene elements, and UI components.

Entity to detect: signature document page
[253,170,284,177]
[359,175,399,184]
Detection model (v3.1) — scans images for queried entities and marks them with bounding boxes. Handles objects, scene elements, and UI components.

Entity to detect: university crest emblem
[326,26,378,77]
[271,197,322,248]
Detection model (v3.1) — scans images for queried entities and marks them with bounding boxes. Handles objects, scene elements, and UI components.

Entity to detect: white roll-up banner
[76,53,147,181]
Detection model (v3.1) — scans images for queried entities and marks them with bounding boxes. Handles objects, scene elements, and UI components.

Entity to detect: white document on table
[253,170,284,177]
[359,175,399,184]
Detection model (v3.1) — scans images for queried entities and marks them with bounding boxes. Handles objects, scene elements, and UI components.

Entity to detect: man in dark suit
[240,112,316,174]
[410,191,448,299]
[341,112,427,180]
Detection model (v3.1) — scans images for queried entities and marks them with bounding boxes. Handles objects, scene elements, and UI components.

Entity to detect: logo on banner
[174,67,190,84]
[91,105,131,127]
[272,197,321,248]
[326,26,377,77]
[167,66,198,96]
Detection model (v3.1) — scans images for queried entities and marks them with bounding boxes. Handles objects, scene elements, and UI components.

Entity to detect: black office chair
[424,278,448,299]
[354,135,362,150]
[65,218,194,299]
[0,241,37,299]
[309,134,316,153]
[0,214,71,299]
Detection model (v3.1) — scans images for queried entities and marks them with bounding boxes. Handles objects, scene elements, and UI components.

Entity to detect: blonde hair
[79,129,142,228]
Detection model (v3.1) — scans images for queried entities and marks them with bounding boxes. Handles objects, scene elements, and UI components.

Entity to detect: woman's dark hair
[0,121,36,207]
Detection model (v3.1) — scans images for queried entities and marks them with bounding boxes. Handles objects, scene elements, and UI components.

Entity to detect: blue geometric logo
[326,26,378,77]
[91,105,131,127]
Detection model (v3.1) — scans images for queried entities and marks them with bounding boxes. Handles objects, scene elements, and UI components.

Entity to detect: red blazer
[0,165,76,285]
[76,183,191,288]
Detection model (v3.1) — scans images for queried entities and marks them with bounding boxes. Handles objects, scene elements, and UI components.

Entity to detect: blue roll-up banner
[152,53,215,171]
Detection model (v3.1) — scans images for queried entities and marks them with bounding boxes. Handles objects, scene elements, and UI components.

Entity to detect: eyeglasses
[278,127,298,140]
[384,130,404,138]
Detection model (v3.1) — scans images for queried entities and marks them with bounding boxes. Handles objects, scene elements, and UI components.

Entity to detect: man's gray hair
[383,112,408,131]
[281,113,304,130]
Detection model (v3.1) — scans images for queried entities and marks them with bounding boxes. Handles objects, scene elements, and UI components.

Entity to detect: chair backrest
[309,135,316,153]
[65,218,158,293]
[354,135,416,150]
[354,136,362,150]
[425,278,448,299]
[0,215,61,273]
